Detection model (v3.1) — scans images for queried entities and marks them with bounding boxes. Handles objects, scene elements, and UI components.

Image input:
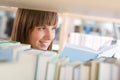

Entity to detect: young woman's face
[29,25,56,50]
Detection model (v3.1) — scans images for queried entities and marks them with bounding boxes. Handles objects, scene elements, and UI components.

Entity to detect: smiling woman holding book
[11,8,58,51]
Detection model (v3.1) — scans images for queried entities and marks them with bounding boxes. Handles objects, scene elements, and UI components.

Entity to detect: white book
[114,46,120,59]
[35,51,58,80]
[0,49,43,80]
[98,62,112,80]
[59,61,69,80]
[46,57,69,80]
[80,63,90,80]
[65,62,81,80]
[0,40,20,48]
[46,59,57,80]
[97,45,120,58]
[12,44,31,61]
[73,65,80,80]
[0,62,21,80]
[111,64,120,80]
[0,49,44,80]
[17,49,44,80]
[55,57,69,80]
[68,32,113,51]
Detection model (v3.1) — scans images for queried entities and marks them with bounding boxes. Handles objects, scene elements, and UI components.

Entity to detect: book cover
[35,51,59,80]
[59,44,98,62]
[0,44,31,61]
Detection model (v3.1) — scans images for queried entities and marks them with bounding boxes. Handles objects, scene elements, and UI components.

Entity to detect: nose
[44,29,54,40]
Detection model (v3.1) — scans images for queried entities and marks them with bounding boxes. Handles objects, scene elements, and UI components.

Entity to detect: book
[98,62,112,80]
[0,62,21,80]
[90,61,99,80]
[35,50,59,80]
[59,59,70,80]
[60,44,120,62]
[0,40,21,49]
[65,62,81,80]
[55,57,69,80]
[73,64,80,80]
[68,32,113,51]
[0,44,31,61]
[111,64,120,80]
[46,59,57,80]
[18,48,44,80]
[0,48,44,80]
[80,63,90,80]
[59,44,98,62]
[97,44,119,58]
[46,57,69,80]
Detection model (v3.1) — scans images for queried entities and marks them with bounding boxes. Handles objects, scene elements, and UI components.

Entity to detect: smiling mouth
[40,41,50,46]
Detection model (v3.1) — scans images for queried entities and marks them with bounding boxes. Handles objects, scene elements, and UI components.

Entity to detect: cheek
[51,33,55,40]
[29,30,42,42]
[31,34,38,41]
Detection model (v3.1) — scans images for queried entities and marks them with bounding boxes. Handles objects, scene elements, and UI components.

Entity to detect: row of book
[0,40,59,80]
[45,57,120,80]
[0,40,120,80]
[68,32,114,51]
[1,52,120,80]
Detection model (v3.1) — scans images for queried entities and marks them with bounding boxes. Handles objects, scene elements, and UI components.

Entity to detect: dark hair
[11,8,58,50]
[5,17,14,37]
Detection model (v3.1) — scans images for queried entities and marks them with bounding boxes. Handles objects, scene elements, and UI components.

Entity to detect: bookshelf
[58,13,119,52]
[1,1,120,79]
[0,6,17,12]
[0,40,120,80]
[0,6,16,39]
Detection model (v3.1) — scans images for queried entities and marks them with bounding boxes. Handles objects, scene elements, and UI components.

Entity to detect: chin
[31,46,47,50]
[39,47,48,50]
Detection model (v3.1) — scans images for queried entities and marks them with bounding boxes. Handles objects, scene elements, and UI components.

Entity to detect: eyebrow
[36,26,56,28]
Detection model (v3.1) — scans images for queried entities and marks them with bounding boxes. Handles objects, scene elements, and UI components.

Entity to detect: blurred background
[1,0,120,52]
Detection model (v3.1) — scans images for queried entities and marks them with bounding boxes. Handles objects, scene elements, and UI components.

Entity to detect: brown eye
[37,27,46,30]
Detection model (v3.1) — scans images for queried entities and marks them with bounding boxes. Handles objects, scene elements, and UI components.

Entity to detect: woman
[11,8,58,51]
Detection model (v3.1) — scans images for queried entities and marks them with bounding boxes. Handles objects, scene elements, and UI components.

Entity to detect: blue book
[59,44,98,62]
[0,44,31,62]
[0,48,13,61]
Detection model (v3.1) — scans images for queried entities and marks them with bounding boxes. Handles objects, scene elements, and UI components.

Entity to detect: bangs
[17,8,58,29]
[31,10,58,27]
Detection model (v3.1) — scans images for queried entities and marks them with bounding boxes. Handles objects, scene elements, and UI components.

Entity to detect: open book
[59,44,98,62]
[59,44,120,62]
